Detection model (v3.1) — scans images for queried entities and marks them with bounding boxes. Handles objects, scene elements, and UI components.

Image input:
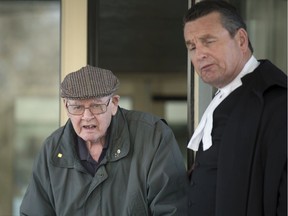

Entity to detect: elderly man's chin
[80,132,100,143]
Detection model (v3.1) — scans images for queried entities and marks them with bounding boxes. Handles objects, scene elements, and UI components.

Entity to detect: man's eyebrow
[185,40,194,46]
[199,34,217,40]
[68,102,82,105]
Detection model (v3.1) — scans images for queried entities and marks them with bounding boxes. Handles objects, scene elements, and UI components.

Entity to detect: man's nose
[195,45,208,60]
[82,107,95,119]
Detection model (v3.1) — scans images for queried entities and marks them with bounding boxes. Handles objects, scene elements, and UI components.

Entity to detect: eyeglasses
[67,98,111,115]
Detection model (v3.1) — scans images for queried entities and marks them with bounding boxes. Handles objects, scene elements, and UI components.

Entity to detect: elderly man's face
[65,95,119,144]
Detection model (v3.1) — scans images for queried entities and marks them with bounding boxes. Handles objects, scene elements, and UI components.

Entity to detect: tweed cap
[60,65,120,99]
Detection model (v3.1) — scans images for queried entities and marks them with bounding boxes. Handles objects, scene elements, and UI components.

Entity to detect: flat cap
[60,65,120,99]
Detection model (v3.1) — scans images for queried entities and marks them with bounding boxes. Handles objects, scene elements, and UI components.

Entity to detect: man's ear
[112,95,120,105]
[62,99,69,116]
[237,28,249,52]
[111,95,120,115]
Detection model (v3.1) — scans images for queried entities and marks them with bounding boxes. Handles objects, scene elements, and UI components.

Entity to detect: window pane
[230,0,287,72]
[0,1,60,215]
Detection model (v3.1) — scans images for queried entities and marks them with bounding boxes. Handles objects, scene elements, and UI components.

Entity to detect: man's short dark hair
[183,0,254,53]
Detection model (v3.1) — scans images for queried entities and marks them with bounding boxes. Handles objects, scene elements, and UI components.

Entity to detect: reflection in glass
[0,1,60,215]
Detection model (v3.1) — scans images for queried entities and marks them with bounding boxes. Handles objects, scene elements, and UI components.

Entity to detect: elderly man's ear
[111,95,120,115]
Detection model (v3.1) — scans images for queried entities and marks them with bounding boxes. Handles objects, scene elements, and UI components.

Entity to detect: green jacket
[20,108,188,216]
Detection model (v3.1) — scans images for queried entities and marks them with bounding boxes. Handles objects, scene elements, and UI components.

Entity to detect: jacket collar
[241,59,287,94]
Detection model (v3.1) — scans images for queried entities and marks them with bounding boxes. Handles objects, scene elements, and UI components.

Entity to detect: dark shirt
[188,86,243,216]
[77,136,109,176]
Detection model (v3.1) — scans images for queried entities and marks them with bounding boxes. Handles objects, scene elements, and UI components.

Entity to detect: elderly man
[20,65,188,215]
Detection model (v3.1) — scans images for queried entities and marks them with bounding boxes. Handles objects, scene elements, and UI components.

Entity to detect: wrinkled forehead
[66,96,110,105]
